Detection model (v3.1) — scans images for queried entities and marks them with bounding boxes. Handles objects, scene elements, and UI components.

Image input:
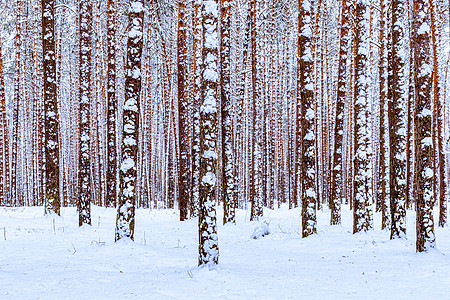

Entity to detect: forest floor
[0,204,449,299]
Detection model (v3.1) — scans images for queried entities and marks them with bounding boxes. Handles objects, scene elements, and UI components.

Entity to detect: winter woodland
[0,0,450,297]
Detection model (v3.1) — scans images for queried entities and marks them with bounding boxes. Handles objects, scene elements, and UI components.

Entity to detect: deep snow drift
[1,204,449,299]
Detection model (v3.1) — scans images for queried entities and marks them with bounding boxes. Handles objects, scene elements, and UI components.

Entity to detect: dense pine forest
[0,0,450,296]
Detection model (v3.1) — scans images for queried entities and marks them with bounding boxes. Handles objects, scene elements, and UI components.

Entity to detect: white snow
[0,206,449,298]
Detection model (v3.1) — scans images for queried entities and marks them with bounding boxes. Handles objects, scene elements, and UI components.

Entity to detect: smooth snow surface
[1,205,449,299]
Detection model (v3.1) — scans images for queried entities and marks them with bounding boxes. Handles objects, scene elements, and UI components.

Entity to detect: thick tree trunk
[330,0,349,225]
[115,0,144,241]
[78,0,92,226]
[198,0,219,268]
[353,0,373,234]
[190,0,202,218]
[298,0,317,237]
[250,0,263,221]
[388,0,407,239]
[413,0,435,252]
[43,0,60,215]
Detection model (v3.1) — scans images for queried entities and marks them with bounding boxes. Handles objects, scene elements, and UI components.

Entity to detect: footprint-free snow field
[1,205,449,299]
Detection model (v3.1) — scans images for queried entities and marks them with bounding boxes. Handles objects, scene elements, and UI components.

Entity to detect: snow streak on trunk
[43,0,60,215]
[221,0,235,224]
[178,0,190,221]
[78,0,92,226]
[330,0,349,225]
[198,0,219,267]
[353,0,373,234]
[106,0,117,208]
[413,0,435,252]
[388,0,406,239]
[298,0,317,238]
[115,0,144,241]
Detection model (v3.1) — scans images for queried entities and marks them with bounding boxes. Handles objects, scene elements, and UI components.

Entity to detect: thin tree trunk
[106,0,117,208]
[178,0,190,221]
[221,0,235,224]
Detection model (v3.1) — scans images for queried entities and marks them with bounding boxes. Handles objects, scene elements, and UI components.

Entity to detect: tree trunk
[413,0,435,252]
[190,0,202,218]
[388,0,407,239]
[298,0,317,237]
[115,0,144,240]
[221,0,235,224]
[353,0,373,234]
[43,0,60,214]
[330,0,349,225]
[178,0,190,221]
[78,0,93,226]
[106,0,117,208]
[198,0,219,268]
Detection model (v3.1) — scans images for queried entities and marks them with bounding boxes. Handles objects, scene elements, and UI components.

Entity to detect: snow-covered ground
[1,204,449,299]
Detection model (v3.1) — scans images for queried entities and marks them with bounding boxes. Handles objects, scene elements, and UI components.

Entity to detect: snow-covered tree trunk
[191,0,202,218]
[413,0,435,252]
[106,0,117,208]
[429,3,447,228]
[115,0,144,241]
[178,0,190,221]
[388,0,407,239]
[330,0,349,225]
[406,1,414,211]
[353,0,373,234]
[0,37,5,206]
[249,0,263,221]
[221,0,235,224]
[198,0,219,267]
[78,0,92,226]
[43,0,60,215]
[298,0,317,238]
[378,0,389,229]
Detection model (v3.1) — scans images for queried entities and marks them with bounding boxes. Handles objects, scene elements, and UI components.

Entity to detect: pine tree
[198,0,219,267]
[178,0,190,221]
[330,0,349,225]
[191,0,203,217]
[353,0,373,234]
[43,0,60,215]
[429,2,447,228]
[0,36,5,206]
[413,0,435,252]
[78,0,93,226]
[378,0,389,229]
[115,0,144,241]
[106,0,117,208]
[249,0,263,221]
[388,0,407,239]
[298,0,317,237]
[221,0,235,224]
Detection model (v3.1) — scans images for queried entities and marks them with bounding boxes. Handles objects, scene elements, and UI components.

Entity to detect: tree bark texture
[115,0,144,241]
